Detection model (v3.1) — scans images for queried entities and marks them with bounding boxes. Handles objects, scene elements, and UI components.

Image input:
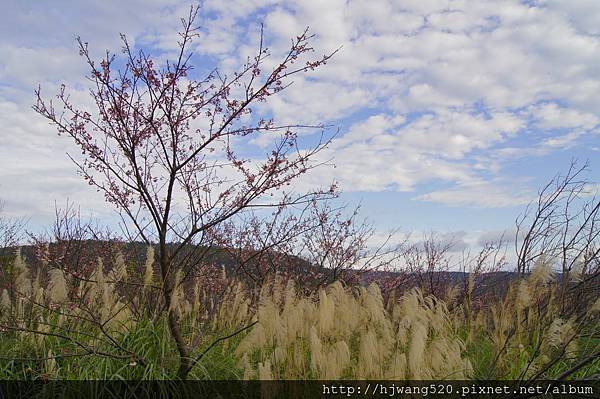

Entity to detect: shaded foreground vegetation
[0,248,598,380]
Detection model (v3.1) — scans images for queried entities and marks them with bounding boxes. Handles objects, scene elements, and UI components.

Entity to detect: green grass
[0,316,245,380]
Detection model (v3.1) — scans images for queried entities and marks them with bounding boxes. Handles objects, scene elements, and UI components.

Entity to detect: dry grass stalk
[237,280,472,380]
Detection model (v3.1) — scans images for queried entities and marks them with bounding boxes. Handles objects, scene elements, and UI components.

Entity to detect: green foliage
[0,317,244,380]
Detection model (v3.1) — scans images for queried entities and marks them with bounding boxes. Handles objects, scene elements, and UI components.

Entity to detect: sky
[1,0,599,256]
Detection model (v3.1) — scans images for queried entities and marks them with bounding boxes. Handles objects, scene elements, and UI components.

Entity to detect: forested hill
[1,240,521,295]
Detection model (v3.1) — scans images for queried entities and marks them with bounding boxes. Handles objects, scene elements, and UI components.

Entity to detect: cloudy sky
[1,0,599,252]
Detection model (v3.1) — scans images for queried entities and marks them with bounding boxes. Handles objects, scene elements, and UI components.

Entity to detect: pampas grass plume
[48,269,68,303]
[143,246,155,288]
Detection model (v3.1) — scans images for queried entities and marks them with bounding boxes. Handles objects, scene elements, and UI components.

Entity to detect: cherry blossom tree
[33,6,337,378]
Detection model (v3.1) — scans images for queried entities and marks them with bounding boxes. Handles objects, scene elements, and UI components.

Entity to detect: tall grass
[0,251,598,380]
[236,278,471,379]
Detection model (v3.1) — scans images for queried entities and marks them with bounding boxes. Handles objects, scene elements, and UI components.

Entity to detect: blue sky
[1,0,599,254]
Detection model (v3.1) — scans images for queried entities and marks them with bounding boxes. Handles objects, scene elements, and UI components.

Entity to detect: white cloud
[246,0,600,205]
[476,228,517,247]
[530,103,599,130]
[544,0,600,35]
[302,108,524,193]
[2,0,600,226]
[415,178,534,208]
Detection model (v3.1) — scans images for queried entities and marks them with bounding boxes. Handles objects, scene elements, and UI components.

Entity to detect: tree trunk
[159,241,193,379]
[169,310,193,379]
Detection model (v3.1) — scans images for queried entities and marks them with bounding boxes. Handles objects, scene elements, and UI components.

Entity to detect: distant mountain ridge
[1,240,522,295]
